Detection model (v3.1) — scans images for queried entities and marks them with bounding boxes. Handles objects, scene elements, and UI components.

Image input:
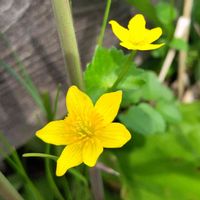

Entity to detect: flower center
[78,123,93,137]
[68,111,105,140]
[73,116,94,139]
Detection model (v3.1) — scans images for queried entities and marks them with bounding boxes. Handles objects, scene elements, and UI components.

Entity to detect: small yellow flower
[109,14,164,50]
[36,86,131,176]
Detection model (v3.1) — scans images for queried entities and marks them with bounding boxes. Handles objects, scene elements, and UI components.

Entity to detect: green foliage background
[1,0,200,199]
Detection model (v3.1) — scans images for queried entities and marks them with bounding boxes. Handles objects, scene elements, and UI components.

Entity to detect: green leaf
[155,1,177,25]
[22,153,58,161]
[155,1,177,35]
[169,38,189,51]
[142,72,174,101]
[119,103,166,135]
[118,132,200,200]
[41,92,54,122]
[180,102,200,123]
[124,72,174,105]
[156,101,182,123]
[117,101,200,200]
[127,0,161,25]
[84,46,144,101]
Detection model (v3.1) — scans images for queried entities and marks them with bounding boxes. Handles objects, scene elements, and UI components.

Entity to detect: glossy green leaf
[156,101,182,123]
[123,72,174,105]
[84,46,144,101]
[119,103,166,134]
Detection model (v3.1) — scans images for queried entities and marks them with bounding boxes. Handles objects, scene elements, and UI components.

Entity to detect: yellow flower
[36,86,131,176]
[109,14,164,50]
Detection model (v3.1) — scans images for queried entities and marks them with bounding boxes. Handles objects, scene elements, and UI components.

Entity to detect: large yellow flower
[109,14,164,50]
[36,86,131,176]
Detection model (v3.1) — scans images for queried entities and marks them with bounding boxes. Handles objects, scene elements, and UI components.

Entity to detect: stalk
[0,171,24,200]
[45,145,65,200]
[51,0,84,89]
[109,51,136,91]
[97,0,112,46]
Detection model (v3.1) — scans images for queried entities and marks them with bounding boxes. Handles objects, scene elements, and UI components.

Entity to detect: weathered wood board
[0,0,130,149]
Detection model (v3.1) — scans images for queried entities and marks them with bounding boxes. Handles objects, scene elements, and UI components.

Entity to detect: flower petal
[128,14,147,43]
[120,42,137,50]
[145,27,163,43]
[128,14,146,31]
[138,43,165,50]
[36,120,74,145]
[82,138,103,167]
[95,91,122,124]
[96,123,131,148]
[56,142,83,176]
[109,20,129,42]
[66,85,93,116]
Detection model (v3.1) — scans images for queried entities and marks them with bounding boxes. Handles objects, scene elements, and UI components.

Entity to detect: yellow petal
[145,27,163,43]
[66,85,94,116]
[96,123,131,148]
[138,43,165,50]
[36,120,74,145]
[94,91,122,124]
[109,20,129,42]
[128,14,147,43]
[120,42,137,50]
[128,14,146,31]
[56,142,83,176]
[120,41,164,51]
[82,138,103,167]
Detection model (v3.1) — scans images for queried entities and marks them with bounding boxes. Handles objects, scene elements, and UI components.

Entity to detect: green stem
[0,171,24,200]
[51,0,84,90]
[1,152,44,200]
[97,0,112,46]
[0,133,44,200]
[45,145,65,200]
[23,153,58,161]
[109,51,136,91]
[53,84,61,119]
[59,177,73,200]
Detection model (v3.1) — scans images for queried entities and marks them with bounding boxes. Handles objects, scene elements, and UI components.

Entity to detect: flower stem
[51,0,84,90]
[45,144,65,200]
[97,0,112,46]
[109,51,136,91]
[0,133,44,200]
[0,171,24,200]
[23,153,58,161]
